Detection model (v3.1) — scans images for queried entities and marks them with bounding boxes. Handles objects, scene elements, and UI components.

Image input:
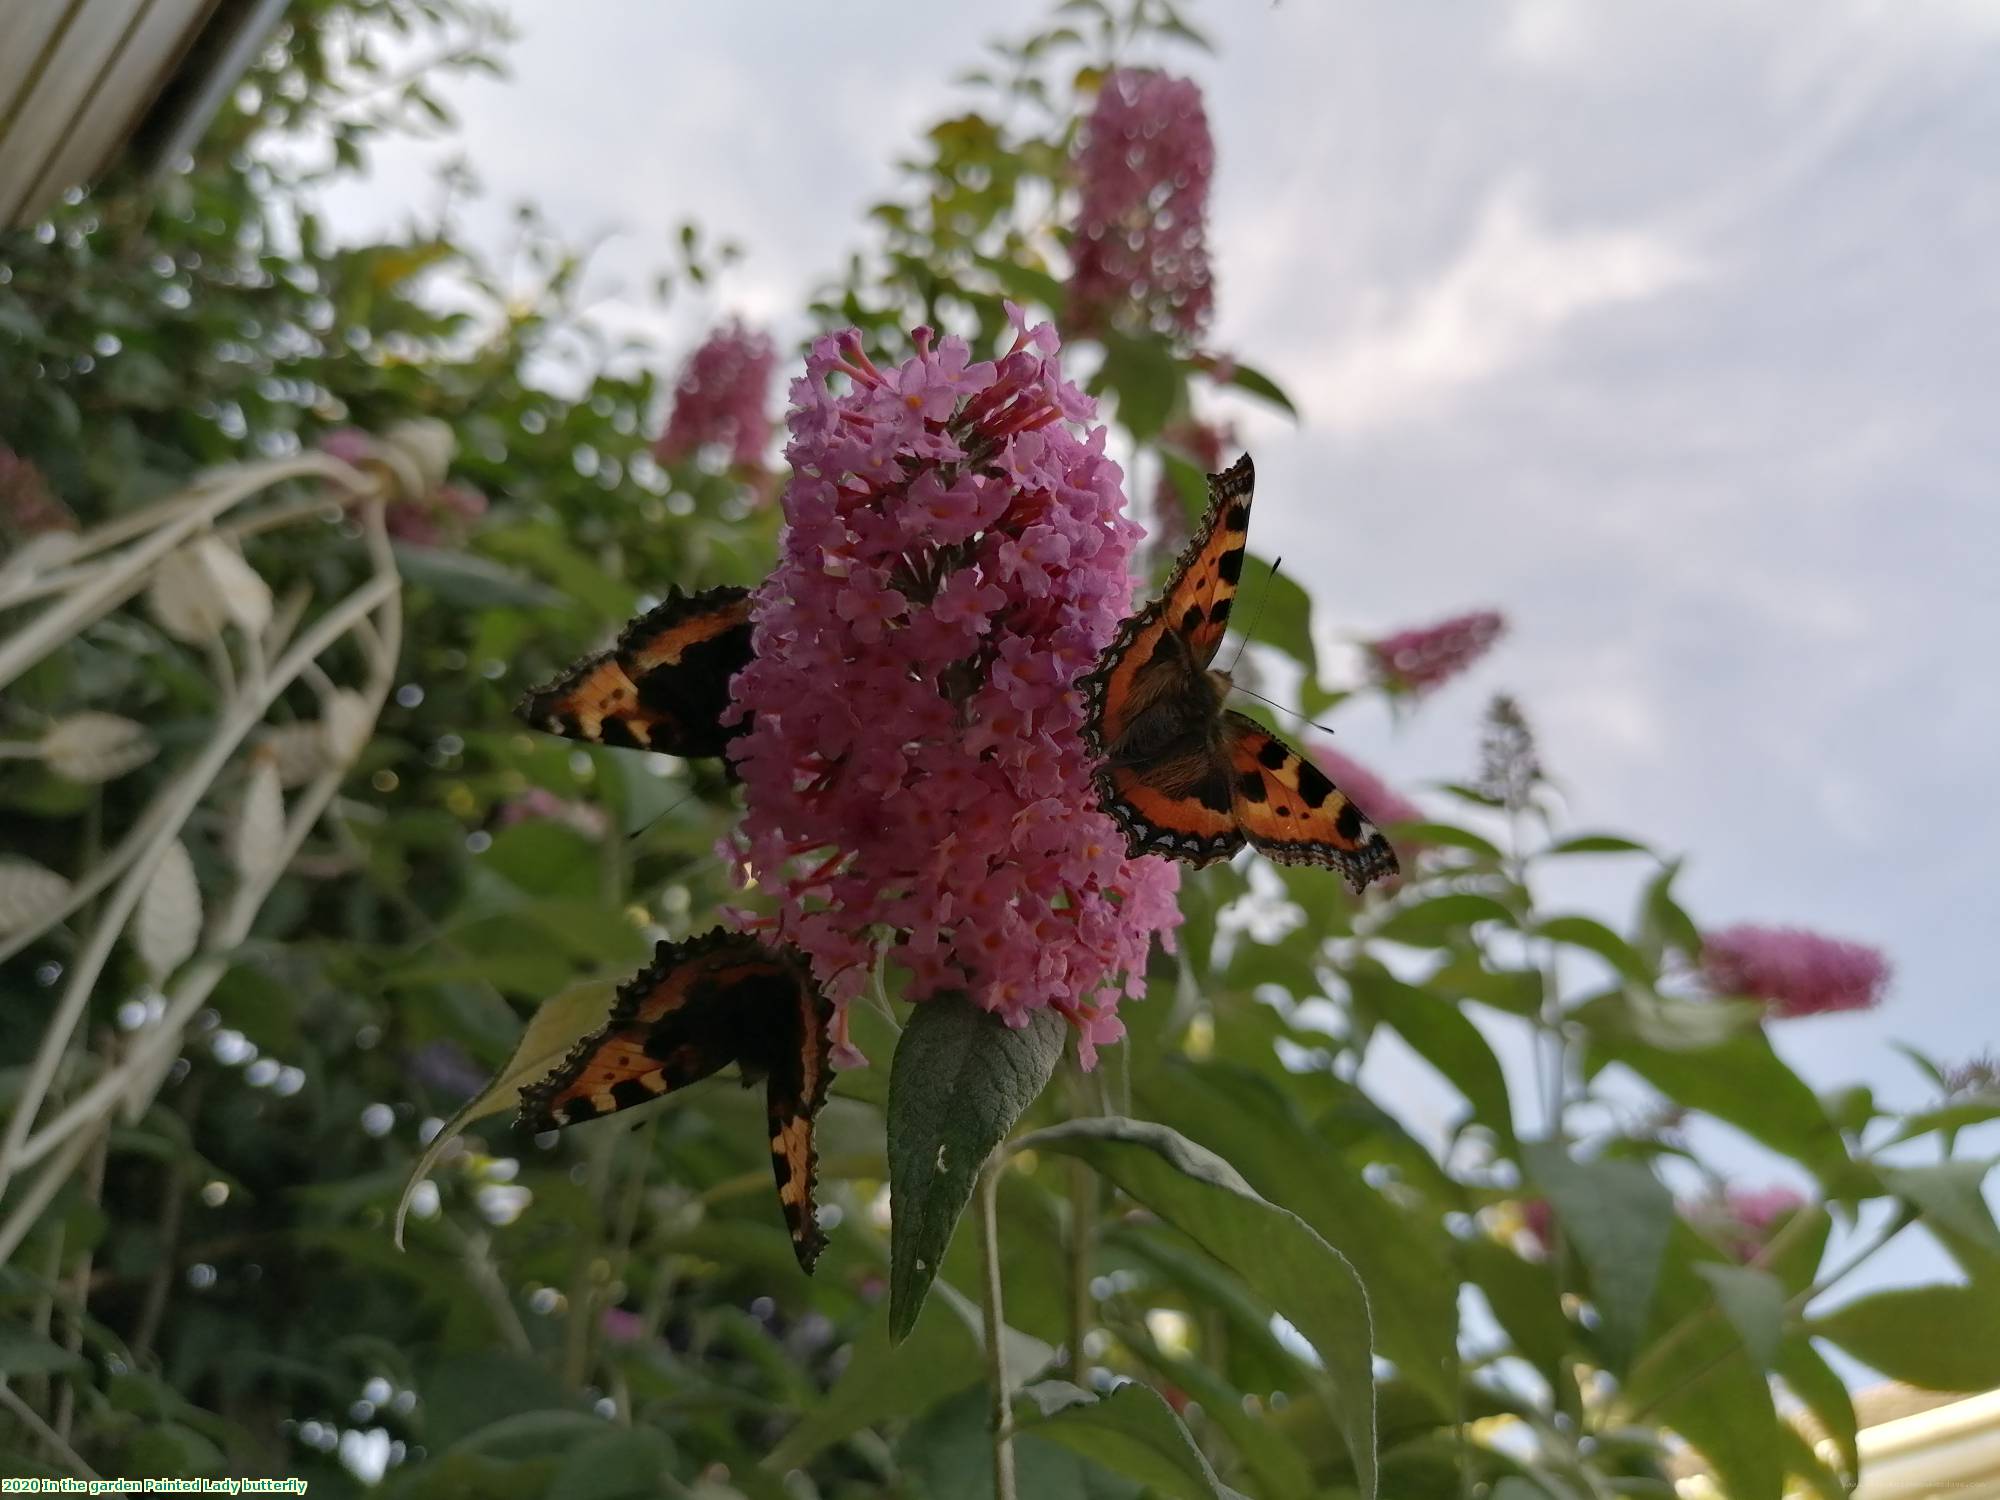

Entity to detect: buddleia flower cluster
[1068,69,1216,338]
[1700,924,1889,1018]
[726,308,1182,1066]
[1369,608,1507,695]
[653,320,778,469]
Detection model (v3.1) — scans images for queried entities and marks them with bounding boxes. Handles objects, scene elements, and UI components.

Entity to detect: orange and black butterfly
[518,928,834,1272]
[1081,454,1399,892]
[518,584,754,759]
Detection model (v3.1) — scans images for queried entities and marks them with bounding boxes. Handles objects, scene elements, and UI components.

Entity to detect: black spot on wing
[1225,502,1249,531]
[562,1096,600,1124]
[1194,770,1234,814]
[1209,598,1231,627]
[1217,550,1243,584]
[1256,738,1290,771]
[1295,758,1335,810]
[1237,770,1267,803]
[1179,607,1205,637]
[597,719,643,750]
[610,1078,654,1111]
[1335,802,1364,840]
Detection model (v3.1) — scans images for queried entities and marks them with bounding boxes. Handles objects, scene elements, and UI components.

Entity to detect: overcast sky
[318,0,2000,1327]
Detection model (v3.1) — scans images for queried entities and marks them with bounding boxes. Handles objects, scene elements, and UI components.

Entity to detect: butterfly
[518,584,754,759]
[518,928,835,1272]
[1081,454,1400,892]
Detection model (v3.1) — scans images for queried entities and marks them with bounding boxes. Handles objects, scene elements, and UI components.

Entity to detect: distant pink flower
[497,786,609,840]
[0,445,76,536]
[1310,745,1424,829]
[1368,610,1505,694]
[1518,1197,1556,1258]
[1688,1185,1809,1262]
[654,320,777,469]
[600,1308,645,1343]
[726,311,1181,1068]
[1068,69,1215,338]
[1700,925,1889,1019]
[317,429,487,545]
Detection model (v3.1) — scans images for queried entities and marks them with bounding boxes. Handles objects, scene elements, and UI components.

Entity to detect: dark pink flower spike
[1368,610,1507,694]
[725,315,1181,1069]
[1700,925,1890,1019]
[1068,69,1216,338]
[654,320,778,469]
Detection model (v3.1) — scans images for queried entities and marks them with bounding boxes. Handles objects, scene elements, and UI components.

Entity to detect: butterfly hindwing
[1223,711,1399,891]
[517,928,834,1272]
[751,975,835,1273]
[518,584,753,758]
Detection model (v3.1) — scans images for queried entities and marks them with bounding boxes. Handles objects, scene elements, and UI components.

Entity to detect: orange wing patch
[517,927,835,1272]
[1224,712,1399,892]
[1156,452,1255,669]
[519,584,753,759]
[1101,755,1243,866]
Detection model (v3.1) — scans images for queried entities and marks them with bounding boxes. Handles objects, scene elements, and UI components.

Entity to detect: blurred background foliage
[2,1,1997,1496]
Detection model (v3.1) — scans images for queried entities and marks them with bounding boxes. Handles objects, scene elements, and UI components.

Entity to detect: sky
[315,0,2000,1336]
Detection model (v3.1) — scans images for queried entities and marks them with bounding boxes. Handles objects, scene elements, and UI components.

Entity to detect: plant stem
[978,1157,1019,1500]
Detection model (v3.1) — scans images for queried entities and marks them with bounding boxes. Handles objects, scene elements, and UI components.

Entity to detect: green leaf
[546,1427,678,1500]
[1215,360,1298,419]
[1021,1381,1249,1500]
[1138,1061,1457,1413]
[764,1282,1053,1471]
[0,1327,87,1377]
[1582,1017,1851,1181]
[1521,1140,1675,1370]
[1539,833,1652,856]
[1348,966,1514,1148]
[1459,1235,1568,1383]
[392,542,566,608]
[1811,1283,2000,1389]
[1694,1263,1786,1370]
[1095,331,1184,442]
[1372,892,1517,947]
[393,976,617,1245]
[1231,555,1315,674]
[1534,915,1646,979]
[887,993,1067,1341]
[1019,1116,1378,1498]
[1878,1161,2000,1274]
[1777,1336,1858,1482]
[1390,822,1503,861]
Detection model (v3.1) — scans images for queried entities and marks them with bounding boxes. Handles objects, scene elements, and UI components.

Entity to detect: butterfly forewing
[516,928,835,1272]
[519,584,753,758]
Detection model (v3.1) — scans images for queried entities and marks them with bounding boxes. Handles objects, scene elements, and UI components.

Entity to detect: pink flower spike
[654,320,778,469]
[1067,70,1217,338]
[1368,610,1506,694]
[1700,925,1890,1019]
[727,321,1180,1067]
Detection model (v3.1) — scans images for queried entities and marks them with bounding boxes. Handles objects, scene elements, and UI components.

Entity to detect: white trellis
[0,424,450,1264]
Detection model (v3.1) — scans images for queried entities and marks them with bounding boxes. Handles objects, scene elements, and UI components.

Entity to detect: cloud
[1299,180,1706,435]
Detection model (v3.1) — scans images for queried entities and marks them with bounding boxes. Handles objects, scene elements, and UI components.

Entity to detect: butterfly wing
[1223,711,1400,892]
[746,969,835,1273]
[1099,745,1245,866]
[519,584,753,758]
[517,928,778,1130]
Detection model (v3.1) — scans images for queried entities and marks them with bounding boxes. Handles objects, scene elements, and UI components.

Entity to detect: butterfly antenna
[1232,684,1338,737]
[1224,556,1283,676]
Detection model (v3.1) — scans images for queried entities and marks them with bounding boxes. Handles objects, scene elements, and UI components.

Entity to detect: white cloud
[1300,180,1705,435]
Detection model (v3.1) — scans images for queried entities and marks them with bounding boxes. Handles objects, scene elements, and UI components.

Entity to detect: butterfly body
[1083,455,1400,891]
[518,928,834,1272]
